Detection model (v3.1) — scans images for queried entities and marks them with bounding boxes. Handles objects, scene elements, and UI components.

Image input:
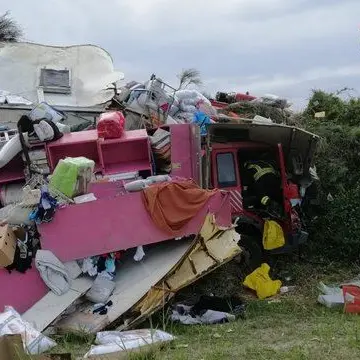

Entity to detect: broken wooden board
[22,277,92,332]
[119,213,242,329]
[54,239,193,333]
[55,214,242,332]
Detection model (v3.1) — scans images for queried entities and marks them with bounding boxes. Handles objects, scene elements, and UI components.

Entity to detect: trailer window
[216,153,237,188]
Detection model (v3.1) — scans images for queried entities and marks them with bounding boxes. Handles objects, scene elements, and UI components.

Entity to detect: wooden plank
[22,277,92,332]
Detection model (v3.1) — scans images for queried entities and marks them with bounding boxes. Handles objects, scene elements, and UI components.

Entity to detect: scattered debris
[268,299,282,304]
[280,286,296,294]
[317,277,360,310]
[0,334,70,360]
[0,306,57,354]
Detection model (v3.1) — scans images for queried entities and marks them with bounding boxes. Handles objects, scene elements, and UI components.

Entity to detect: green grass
[52,263,360,359]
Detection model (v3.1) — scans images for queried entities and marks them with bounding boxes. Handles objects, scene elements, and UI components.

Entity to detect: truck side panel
[38,189,232,262]
[168,124,194,180]
[190,124,202,186]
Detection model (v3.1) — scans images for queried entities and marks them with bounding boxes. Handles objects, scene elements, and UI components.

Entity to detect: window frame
[39,68,71,94]
[216,152,238,188]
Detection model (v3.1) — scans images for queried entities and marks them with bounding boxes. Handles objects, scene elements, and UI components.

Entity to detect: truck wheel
[237,234,263,274]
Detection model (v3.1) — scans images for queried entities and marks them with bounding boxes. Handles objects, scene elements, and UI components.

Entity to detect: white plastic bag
[84,329,175,357]
[175,90,211,106]
[86,275,115,303]
[29,102,64,123]
[179,104,197,113]
[73,193,97,204]
[0,306,56,354]
[0,134,22,169]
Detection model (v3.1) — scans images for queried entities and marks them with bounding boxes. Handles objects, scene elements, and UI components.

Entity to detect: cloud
[242,64,360,92]
[1,0,360,106]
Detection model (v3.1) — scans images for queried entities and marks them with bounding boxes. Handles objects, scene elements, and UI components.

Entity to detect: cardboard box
[0,335,71,360]
[0,224,17,267]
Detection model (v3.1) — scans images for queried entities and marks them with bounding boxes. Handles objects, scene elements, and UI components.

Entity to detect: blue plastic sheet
[193,111,211,136]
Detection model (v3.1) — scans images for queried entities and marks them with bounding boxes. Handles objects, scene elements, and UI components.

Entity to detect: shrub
[301,91,360,262]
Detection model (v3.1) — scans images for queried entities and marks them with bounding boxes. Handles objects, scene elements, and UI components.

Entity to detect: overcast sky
[2,0,359,108]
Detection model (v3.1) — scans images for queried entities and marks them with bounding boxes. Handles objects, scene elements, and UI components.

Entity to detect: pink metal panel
[190,124,202,185]
[46,130,99,171]
[38,191,232,262]
[169,125,193,179]
[0,265,48,314]
[0,154,25,184]
[47,130,98,147]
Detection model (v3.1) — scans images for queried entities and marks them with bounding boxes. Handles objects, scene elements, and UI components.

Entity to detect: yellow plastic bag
[262,220,285,250]
[243,263,282,299]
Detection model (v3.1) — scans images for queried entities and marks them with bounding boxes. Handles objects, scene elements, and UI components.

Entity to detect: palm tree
[0,12,22,42]
[177,68,202,90]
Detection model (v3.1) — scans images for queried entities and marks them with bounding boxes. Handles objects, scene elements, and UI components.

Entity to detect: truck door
[212,150,243,214]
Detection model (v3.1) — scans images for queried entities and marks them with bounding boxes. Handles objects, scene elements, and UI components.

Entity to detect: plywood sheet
[22,277,92,331]
[56,239,192,333]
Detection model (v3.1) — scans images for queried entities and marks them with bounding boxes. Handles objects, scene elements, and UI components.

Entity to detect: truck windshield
[216,153,237,188]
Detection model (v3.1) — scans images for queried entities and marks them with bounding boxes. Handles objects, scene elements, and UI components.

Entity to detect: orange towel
[142,180,217,234]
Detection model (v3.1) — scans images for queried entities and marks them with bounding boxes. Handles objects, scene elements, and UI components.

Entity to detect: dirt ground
[53,263,360,360]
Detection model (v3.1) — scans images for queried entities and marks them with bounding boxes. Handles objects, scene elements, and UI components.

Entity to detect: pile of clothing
[82,252,123,281]
[6,225,40,275]
[171,295,245,325]
[29,186,57,224]
[150,128,171,174]
[80,246,145,308]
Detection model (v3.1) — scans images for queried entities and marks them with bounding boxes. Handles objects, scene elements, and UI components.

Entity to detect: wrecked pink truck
[0,121,318,332]
[0,124,234,319]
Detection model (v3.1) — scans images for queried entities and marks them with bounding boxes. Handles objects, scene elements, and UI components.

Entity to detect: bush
[307,184,360,262]
[301,91,360,262]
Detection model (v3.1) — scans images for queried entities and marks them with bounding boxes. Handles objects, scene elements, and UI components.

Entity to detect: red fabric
[142,180,217,234]
[285,182,300,200]
[97,111,125,139]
